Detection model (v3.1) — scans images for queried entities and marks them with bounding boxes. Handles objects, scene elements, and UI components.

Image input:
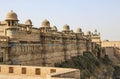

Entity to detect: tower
[86,30,91,38]
[62,24,70,33]
[51,26,57,32]
[40,19,51,33]
[91,29,101,45]
[5,10,19,38]
[25,19,32,32]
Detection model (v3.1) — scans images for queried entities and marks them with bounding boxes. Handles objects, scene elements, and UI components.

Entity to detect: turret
[40,19,51,32]
[86,30,91,38]
[51,26,57,32]
[25,19,32,31]
[91,29,101,45]
[62,24,70,33]
[5,10,19,26]
[5,10,19,38]
[76,28,84,35]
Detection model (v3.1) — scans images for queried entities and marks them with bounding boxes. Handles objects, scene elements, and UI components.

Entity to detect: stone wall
[4,26,92,66]
[0,12,100,67]
[7,29,40,42]
[102,41,120,48]
[0,65,80,79]
[102,41,120,64]
[8,41,88,66]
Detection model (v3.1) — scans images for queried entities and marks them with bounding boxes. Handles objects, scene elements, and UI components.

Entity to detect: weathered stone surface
[0,11,101,66]
[0,65,80,79]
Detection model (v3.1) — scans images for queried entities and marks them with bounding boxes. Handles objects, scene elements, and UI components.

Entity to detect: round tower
[51,26,57,32]
[5,10,19,26]
[41,19,50,27]
[5,10,19,38]
[25,19,32,31]
[40,19,51,32]
[76,28,82,33]
[85,30,92,39]
[62,24,70,33]
[86,31,91,36]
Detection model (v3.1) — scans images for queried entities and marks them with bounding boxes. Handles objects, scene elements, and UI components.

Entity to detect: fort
[0,10,101,66]
[0,10,120,79]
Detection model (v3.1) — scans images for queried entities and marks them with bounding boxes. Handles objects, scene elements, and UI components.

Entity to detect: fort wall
[0,11,101,66]
[102,40,120,64]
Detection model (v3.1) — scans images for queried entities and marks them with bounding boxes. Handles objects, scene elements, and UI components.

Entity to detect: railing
[47,69,80,79]
[0,65,80,79]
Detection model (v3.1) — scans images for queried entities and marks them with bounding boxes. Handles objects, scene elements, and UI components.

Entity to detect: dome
[76,28,82,33]
[25,19,32,25]
[86,31,91,35]
[63,24,70,31]
[70,30,74,33]
[6,10,18,21]
[94,29,98,34]
[52,26,57,31]
[41,19,50,27]
[94,29,97,33]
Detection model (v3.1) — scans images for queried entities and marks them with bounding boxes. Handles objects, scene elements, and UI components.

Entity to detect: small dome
[76,28,82,33]
[63,24,70,31]
[94,29,98,34]
[94,29,97,32]
[86,31,91,35]
[25,19,32,25]
[52,26,57,31]
[6,10,18,21]
[41,19,50,27]
[82,32,84,35]
[70,30,74,33]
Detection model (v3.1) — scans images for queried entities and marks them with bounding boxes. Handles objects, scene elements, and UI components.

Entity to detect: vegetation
[55,51,98,79]
[55,51,114,79]
[113,64,120,79]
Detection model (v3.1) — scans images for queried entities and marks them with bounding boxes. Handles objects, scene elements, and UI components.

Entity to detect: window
[0,57,3,62]
[35,68,40,75]
[8,21,10,26]
[50,69,56,73]
[12,21,14,26]
[22,67,26,74]
[9,67,14,73]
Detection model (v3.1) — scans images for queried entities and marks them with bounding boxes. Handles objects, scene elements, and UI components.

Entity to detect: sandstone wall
[104,47,120,64]
[0,65,80,79]
[8,37,89,66]
[10,30,40,42]
[4,26,93,66]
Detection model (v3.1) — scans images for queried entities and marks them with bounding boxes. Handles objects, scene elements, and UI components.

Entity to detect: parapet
[0,65,80,79]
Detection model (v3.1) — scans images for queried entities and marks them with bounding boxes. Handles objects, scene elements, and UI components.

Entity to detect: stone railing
[0,65,80,79]
[47,69,80,79]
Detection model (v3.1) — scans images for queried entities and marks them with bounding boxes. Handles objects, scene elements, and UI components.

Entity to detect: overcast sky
[0,0,120,41]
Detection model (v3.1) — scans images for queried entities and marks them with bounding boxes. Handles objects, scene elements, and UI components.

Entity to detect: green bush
[55,51,113,79]
[102,55,111,65]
